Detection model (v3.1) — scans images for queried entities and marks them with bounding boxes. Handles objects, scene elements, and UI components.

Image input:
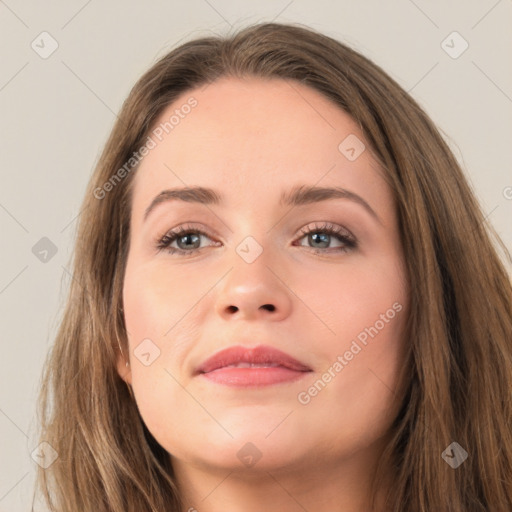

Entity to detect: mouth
[195,344,313,387]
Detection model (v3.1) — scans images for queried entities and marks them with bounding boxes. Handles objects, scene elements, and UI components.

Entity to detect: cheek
[122,264,201,451]
[123,259,196,342]
[296,254,407,347]
[293,255,407,425]
[294,299,406,456]
[122,259,206,404]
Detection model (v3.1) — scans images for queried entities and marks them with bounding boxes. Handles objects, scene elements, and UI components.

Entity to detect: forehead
[130,76,392,221]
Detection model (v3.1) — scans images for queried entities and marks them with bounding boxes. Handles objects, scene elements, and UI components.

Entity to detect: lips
[196,345,312,374]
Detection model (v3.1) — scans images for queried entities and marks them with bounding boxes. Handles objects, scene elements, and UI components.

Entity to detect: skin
[117,76,409,512]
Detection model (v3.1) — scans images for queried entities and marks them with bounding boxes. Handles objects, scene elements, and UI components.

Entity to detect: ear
[115,347,132,385]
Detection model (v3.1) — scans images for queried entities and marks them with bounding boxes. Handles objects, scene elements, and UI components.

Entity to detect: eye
[155,224,219,256]
[294,222,357,254]
[155,222,357,256]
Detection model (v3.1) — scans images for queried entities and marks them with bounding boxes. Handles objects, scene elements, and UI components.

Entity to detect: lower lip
[199,367,311,387]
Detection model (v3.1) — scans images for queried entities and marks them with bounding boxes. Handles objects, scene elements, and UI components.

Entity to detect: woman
[34,22,512,512]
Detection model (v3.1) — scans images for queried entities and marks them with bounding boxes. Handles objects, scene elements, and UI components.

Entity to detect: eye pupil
[310,232,329,248]
[178,233,201,249]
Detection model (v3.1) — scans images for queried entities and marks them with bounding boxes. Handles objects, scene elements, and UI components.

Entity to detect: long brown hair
[34,22,512,511]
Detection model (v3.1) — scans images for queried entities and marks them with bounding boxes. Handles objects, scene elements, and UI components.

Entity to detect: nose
[214,263,293,322]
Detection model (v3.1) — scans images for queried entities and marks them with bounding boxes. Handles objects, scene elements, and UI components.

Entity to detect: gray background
[1,1,511,510]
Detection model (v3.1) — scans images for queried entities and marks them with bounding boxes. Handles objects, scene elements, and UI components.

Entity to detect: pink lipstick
[196,345,312,387]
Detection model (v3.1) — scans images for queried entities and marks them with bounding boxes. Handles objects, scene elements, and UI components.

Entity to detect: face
[119,76,409,477]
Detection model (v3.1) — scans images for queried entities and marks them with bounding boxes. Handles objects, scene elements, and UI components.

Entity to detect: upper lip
[196,345,312,374]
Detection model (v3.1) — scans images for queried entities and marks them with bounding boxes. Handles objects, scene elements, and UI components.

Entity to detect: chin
[170,432,308,473]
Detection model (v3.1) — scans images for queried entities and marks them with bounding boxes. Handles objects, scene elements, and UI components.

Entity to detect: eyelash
[155,222,357,257]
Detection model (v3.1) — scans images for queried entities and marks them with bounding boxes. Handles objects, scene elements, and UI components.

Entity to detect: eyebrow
[143,184,381,224]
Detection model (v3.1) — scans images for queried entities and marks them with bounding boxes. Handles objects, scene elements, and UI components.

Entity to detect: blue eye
[295,222,357,254]
[155,222,356,256]
[156,225,215,256]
